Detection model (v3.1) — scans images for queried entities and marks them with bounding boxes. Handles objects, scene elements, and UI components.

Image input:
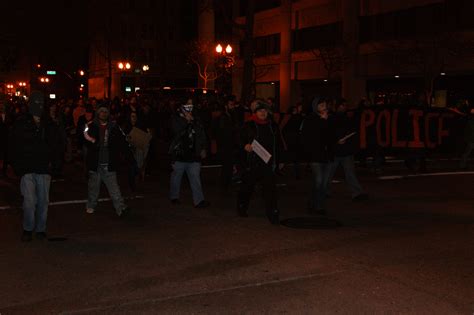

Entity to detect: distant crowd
[1,91,473,241]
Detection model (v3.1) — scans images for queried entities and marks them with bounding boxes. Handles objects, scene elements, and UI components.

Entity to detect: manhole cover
[281,217,342,229]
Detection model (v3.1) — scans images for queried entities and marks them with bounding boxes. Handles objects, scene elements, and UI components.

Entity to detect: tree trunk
[240,0,255,107]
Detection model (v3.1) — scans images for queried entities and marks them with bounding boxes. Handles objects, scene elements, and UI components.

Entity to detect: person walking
[216,98,238,191]
[0,100,13,177]
[124,111,152,192]
[237,101,282,225]
[9,91,61,241]
[83,105,132,217]
[326,99,368,201]
[168,102,209,208]
[301,98,335,215]
[282,103,305,179]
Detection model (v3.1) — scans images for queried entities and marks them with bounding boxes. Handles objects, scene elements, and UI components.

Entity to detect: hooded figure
[300,97,335,215]
[168,103,210,208]
[10,91,61,241]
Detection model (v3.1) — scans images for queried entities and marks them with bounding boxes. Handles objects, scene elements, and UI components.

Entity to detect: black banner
[356,107,464,154]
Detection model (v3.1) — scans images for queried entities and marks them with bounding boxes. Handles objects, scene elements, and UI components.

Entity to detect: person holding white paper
[326,99,368,201]
[237,101,282,225]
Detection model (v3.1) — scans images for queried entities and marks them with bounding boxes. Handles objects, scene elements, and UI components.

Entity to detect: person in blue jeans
[327,99,368,201]
[9,91,62,241]
[169,101,209,208]
[83,105,134,216]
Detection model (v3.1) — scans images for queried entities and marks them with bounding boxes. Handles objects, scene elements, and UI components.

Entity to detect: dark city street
[1,0,474,314]
[0,160,473,314]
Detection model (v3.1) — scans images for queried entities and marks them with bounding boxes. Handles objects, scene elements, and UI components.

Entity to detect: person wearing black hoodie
[83,105,133,217]
[237,101,282,225]
[10,91,61,241]
[301,98,335,215]
[168,102,210,208]
[217,98,238,191]
[326,99,368,201]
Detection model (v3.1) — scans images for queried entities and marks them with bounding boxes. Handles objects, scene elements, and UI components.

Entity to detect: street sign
[47,70,56,75]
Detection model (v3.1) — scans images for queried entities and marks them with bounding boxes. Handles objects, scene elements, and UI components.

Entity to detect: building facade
[233,0,474,111]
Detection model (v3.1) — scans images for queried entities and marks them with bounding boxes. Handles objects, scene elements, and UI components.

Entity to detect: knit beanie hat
[96,104,109,114]
[254,101,270,112]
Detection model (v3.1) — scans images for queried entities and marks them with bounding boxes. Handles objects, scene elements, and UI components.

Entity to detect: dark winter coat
[0,112,13,155]
[332,112,358,157]
[282,113,304,162]
[300,113,335,163]
[169,112,207,162]
[240,117,283,170]
[84,119,133,172]
[216,110,237,155]
[9,114,61,176]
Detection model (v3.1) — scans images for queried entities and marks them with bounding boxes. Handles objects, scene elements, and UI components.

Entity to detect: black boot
[237,203,248,217]
[267,209,280,225]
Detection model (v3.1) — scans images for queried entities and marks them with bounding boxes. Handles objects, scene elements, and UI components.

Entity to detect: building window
[250,33,280,57]
[359,3,445,43]
[293,23,342,51]
[239,0,281,16]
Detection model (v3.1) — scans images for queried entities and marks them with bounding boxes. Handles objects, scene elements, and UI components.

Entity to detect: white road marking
[379,171,474,180]
[0,196,144,210]
[60,269,346,315]
[201,164,222,169]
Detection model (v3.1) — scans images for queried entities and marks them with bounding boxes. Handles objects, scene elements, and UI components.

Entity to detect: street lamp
[216,43,233,55]
[79,70,85,76]
[118,62,132,70]
[142,65,149,72]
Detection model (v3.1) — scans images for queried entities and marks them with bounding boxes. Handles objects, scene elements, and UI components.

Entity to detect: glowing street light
[118,62,132,70]
[79,70,85,76]
[142,65,150,72]
[216,43,233,55]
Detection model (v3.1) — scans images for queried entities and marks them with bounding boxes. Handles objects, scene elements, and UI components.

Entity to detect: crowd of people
[1,90,473,242]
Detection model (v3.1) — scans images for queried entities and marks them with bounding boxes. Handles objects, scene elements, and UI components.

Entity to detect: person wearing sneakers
[83,104,133,217]
[237,101,282,225]
[10,91,61,241]
[168,101,210,208]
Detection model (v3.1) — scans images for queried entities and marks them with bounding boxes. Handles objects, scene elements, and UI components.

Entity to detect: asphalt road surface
[0,161,473,314]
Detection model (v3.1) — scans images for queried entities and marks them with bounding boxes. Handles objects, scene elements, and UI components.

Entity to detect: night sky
[1,1,90,70]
